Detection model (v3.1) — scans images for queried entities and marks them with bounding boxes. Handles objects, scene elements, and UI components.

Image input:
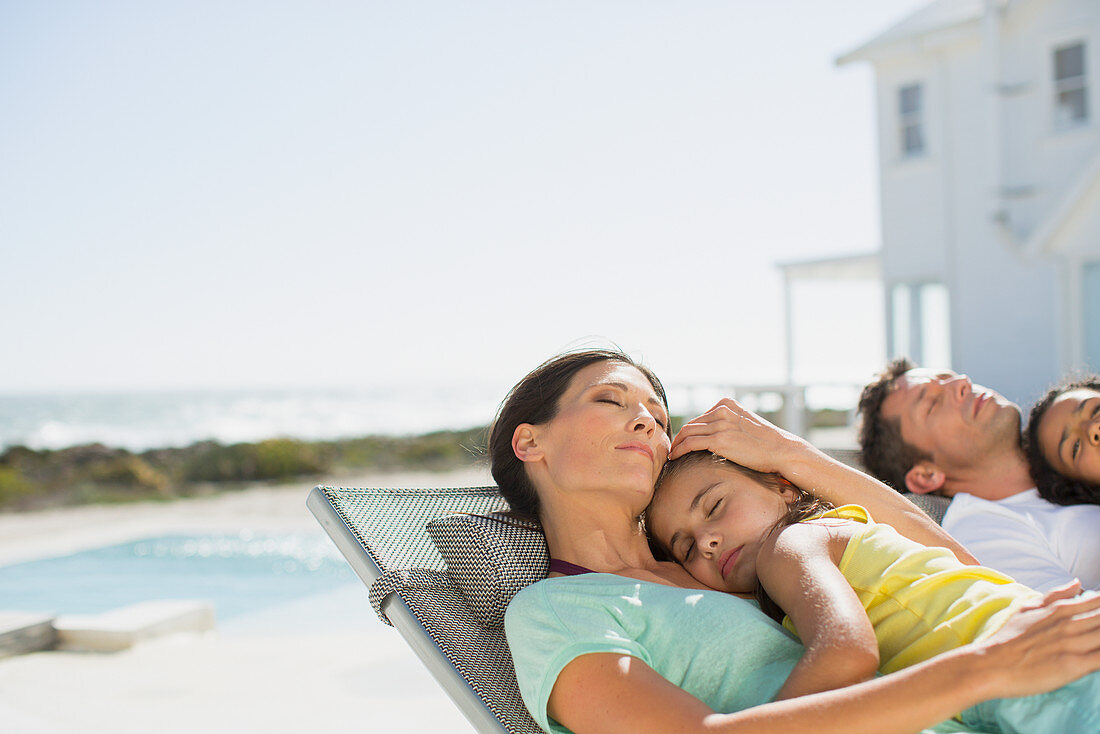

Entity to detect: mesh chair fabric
[427,513,548,628]
[320,485,507,583]
[398,577,543,734]
[315,485,543,734]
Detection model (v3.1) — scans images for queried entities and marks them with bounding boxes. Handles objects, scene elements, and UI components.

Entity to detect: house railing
[666,382,863,447]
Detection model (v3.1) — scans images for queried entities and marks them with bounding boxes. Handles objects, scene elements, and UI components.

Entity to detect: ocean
[0,383,861,452]
[0,386,506,452]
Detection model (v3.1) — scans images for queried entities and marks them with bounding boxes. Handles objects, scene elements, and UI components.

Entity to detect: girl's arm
[670,399,978,564]
[757,521,880,700]
[547,587,1100,734]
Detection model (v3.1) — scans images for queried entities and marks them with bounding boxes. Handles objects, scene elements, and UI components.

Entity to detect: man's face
[880,368,1022,479]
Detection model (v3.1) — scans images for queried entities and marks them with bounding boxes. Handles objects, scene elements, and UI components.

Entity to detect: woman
[494,348,1100,734]
[1026,375,1100,505]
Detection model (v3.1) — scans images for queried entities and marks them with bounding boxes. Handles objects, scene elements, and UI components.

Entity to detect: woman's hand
[669,398,979,563]
[972,581,1100,700]
[669,398,816,473]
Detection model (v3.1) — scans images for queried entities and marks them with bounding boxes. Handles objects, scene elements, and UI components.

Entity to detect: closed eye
[681,539,696,562]
[707,498,723,518]
[597,398,623,407]
[1073,439,1081,461]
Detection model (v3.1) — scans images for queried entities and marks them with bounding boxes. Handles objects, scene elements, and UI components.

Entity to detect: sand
[0,465,496,734]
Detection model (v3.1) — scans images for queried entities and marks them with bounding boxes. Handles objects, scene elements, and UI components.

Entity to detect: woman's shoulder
[507,572,741,623]
[509,572,684,605]
[506,574,656,641]
[507,574,638,616]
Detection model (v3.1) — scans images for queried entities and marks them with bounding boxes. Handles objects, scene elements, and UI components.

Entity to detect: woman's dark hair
[649,451,833,623]
[1025,375,1100,506]
[488,348,668,522]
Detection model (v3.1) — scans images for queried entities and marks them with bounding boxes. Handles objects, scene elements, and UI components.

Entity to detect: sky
[0,0,927,400]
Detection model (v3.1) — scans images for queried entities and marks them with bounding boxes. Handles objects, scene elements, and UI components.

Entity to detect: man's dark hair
[856,357,933,492]
[1025,375,1100,506]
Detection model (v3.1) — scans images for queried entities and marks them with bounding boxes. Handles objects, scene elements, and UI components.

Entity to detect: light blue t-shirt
[504,574,985,734]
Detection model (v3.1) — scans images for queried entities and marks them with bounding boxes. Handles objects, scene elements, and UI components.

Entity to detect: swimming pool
[0,532,376,632]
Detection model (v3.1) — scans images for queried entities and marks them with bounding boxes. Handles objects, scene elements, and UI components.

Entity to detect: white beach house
[835,0,1100,406]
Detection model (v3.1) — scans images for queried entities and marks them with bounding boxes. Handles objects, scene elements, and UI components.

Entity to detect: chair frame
[307,486,514,734]
[307,473,948,734]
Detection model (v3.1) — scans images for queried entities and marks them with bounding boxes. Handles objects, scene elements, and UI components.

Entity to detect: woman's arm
[757,522,879,700]
[547,587,1100,734]
[670,399,977,564]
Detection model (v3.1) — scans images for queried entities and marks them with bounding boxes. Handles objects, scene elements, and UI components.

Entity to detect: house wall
[870,0,1100,405]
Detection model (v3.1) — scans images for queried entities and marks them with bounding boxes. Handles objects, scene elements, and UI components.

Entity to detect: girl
[646,448,1100,733]
[1026,375,1100,505]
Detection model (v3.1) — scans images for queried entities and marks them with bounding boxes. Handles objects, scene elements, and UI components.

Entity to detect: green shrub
[88,455,170,492]
[252,438,329,479]
[185,439,329,482]
[0,466,34,507]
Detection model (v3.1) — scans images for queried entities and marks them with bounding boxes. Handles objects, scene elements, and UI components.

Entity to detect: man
[858,358,1100,592]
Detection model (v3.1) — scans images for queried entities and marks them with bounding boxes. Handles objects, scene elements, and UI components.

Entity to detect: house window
[898,83,925,157]
[1054,42,1089,128]
[891,284,912,357]
[1085,262,1100,370]
[889,282,950,366]
[919,283,951,368]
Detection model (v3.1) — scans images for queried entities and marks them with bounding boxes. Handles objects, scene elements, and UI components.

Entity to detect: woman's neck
[538,495,714,590]
[538,496,655,573]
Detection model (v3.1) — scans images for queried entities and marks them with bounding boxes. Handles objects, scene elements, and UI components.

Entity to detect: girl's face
[647,463,793,594]
[528,360,671,504]
[1037,387,1100,485]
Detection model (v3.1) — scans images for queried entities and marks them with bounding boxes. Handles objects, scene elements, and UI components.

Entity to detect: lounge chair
[822,448,950,524]
[307,480,950,734]
[307,485,547,734]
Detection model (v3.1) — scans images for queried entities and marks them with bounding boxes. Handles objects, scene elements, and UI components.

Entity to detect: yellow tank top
[781,504,1041,674]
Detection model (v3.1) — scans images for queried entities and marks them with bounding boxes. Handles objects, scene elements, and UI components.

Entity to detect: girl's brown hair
[650,451,833,622]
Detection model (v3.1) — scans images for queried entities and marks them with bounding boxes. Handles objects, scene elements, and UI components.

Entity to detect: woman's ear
[904,462,946,495]
[512,424,544,463]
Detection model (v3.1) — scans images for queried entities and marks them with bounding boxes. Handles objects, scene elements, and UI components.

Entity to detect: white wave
[0,386,502,451]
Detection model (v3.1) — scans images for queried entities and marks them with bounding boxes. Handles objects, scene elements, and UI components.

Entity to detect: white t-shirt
[942,489,1100,592]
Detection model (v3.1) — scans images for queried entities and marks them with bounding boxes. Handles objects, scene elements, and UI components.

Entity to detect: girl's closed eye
[708,498,723,518]
[681,540,696,562]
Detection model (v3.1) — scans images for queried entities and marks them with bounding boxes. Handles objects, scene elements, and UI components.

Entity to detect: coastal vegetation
[0,407,849,511]
[0,428,487,510]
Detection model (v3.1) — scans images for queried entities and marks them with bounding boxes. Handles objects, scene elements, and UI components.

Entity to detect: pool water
[0,532,372,630]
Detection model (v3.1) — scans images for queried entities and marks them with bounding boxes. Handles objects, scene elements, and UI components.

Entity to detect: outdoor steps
[54,600,216,652]
[0,612,57,657]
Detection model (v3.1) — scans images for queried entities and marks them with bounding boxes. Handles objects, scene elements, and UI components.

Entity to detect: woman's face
[1037,387,1100,485]
[528,360,671,501]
